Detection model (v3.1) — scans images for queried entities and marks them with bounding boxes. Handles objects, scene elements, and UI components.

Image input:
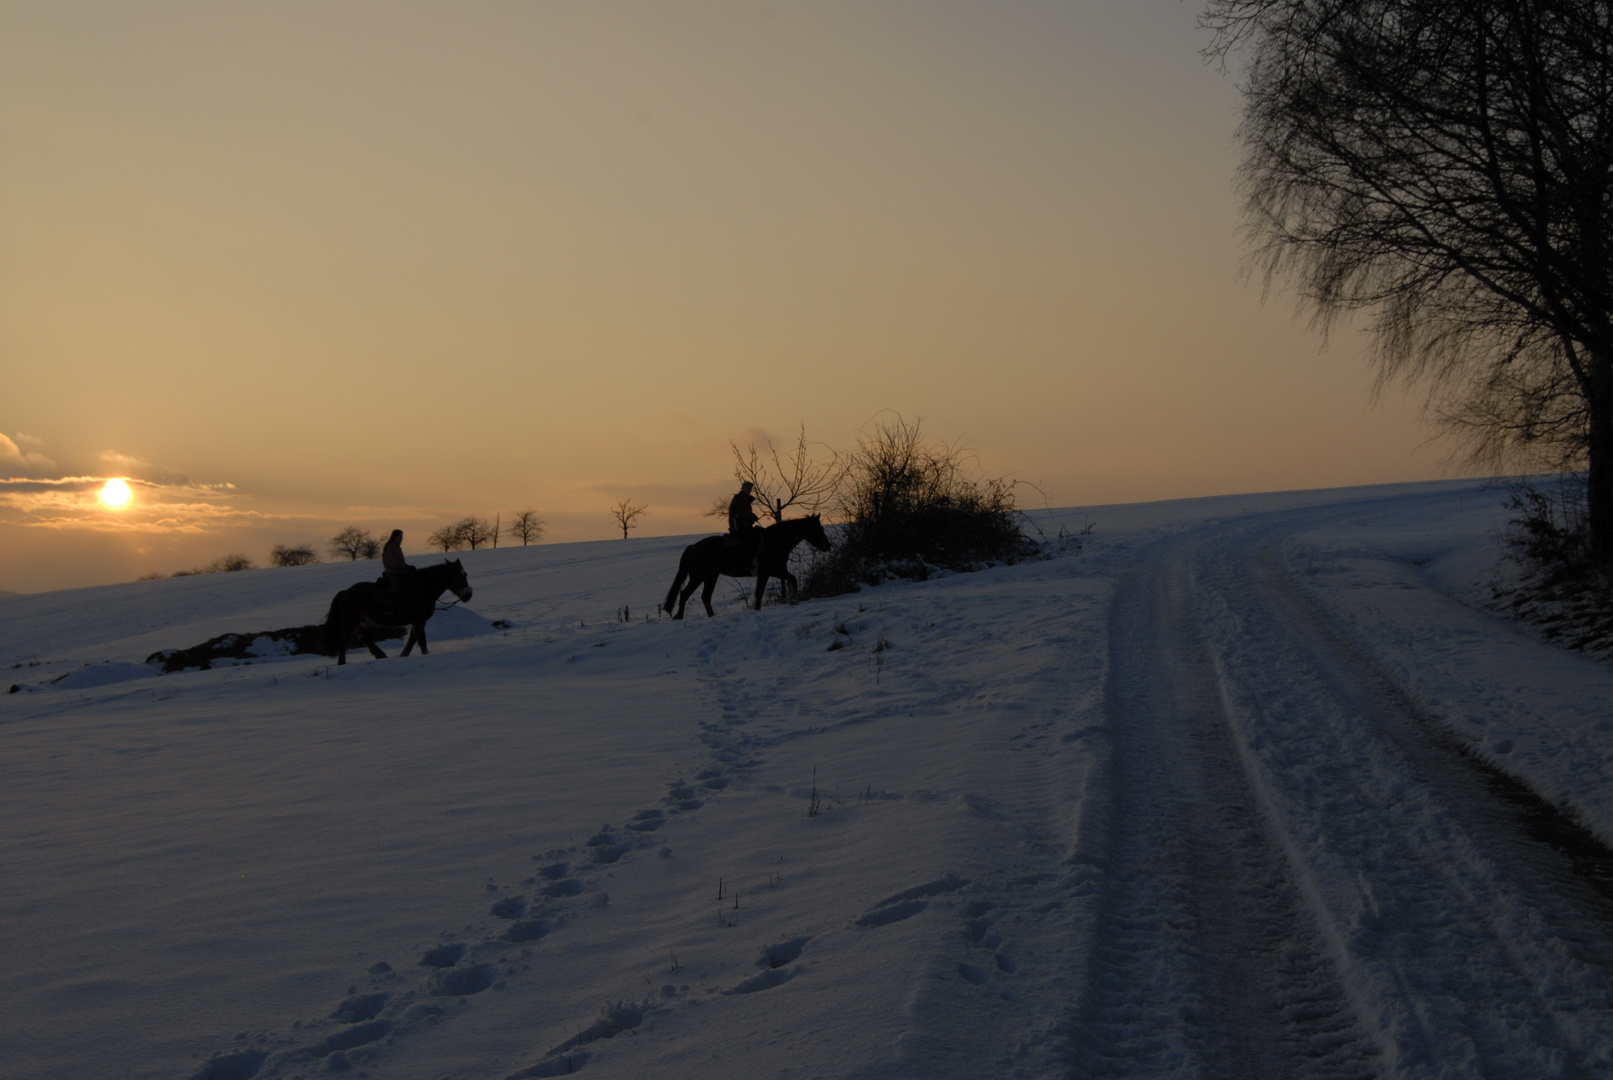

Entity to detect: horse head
[445,558,474,602]
[803,513,832,552]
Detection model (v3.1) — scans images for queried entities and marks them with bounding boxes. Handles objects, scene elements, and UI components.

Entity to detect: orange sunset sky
[1,1,1446,594]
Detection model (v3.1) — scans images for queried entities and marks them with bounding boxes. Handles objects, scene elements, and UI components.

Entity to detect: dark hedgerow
[799,416,1036,599]
[1493,474,1613,654]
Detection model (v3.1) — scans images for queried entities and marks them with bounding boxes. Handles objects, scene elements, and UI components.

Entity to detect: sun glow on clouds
[0,470,264,534]
[99,478,131,509]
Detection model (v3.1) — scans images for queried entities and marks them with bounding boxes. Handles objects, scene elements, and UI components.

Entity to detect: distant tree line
[137,553,256,580]
[135,508,550,583]
[319,511,547,559]
[426,509,546,551]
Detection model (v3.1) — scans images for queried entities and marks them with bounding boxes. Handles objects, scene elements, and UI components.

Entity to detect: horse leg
[361,622,388,659]
[677,575,702,619]
[753,572,769,611]
[324,594,348,665]
[665,565,688,616]
[780,570,799,604]
[700,576,717,617]
[400,611,429,656]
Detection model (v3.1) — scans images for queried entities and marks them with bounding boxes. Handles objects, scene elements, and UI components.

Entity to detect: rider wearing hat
[726,481,764,558]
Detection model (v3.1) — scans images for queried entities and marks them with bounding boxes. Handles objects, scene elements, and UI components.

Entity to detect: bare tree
[328,526,376,561]
[270,543,320,567]
[610,499,648,539]
[459,516,495,550]
[428,523,464,552]
[429,517,496,551]
[1204,0,1613,562]
[730,425,847,523]
[489,513,501,550]
[509,509,546,545]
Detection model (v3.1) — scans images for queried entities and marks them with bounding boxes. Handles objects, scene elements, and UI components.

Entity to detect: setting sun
[99,478,131,509]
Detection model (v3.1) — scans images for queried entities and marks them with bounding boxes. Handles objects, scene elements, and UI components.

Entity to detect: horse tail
[664,552,689,613]
[322,591,344,656]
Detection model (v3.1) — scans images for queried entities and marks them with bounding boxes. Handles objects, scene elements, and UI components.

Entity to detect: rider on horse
[726,482,765,559]
[381,529,415,610]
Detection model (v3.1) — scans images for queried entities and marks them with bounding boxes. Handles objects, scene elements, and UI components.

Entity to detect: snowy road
[4,481,1613,1079]
[1076,510,1613,1078]
[1074,543,1376,1078]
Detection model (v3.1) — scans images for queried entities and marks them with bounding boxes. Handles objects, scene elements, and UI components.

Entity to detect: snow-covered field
[5,479,1613,1080]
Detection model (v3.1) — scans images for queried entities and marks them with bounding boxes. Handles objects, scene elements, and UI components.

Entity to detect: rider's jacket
[382,533,412,574]
[728,491,758,534]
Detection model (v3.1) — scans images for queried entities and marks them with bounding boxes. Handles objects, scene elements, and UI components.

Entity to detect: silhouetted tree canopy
[1205,0,1613,561]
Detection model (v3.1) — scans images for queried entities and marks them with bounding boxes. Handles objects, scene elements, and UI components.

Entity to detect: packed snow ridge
[3,479,1613,1079]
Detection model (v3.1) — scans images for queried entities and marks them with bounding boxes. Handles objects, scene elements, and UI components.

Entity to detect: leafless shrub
[270,543,320,568]
[800,414,1032,598]
[1490,475,1613,654]
[730,425,847,524]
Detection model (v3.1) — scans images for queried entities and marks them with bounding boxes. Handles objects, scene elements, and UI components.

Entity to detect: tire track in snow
[1190,531,1613,1076]
[1071,544,1380,1079]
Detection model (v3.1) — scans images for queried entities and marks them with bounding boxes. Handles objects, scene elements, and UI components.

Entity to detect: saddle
[371,574,410,622]
[723,530,766,564]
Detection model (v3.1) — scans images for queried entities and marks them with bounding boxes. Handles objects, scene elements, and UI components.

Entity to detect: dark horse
[322,560,473,665]
[663,514,831,619]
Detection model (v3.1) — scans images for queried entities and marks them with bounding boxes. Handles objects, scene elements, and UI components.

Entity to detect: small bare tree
[459,516,495,550]
[610,499,648,539]
[730,425,846,523]
[328,526,376,561]
[429,517,496,551]
[428,523,464,552]
[270,543,320,567]
[509,509,546,545]
[489,513,501,549]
